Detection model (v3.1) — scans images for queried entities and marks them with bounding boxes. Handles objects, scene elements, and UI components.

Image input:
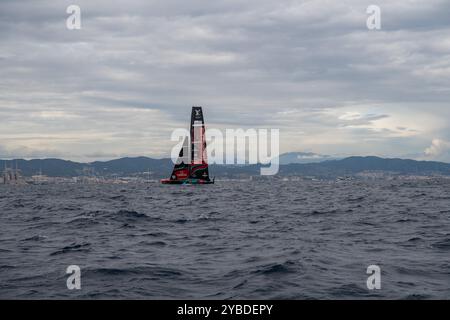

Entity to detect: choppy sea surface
[0,179,449,299]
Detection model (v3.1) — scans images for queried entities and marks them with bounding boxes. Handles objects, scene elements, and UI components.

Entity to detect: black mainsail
[161,106,214,184]
[168,136,190,181]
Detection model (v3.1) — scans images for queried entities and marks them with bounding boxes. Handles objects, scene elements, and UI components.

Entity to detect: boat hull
[160,178,214,185]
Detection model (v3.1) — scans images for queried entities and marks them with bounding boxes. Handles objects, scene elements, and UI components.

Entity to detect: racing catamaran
[161,106,214,184]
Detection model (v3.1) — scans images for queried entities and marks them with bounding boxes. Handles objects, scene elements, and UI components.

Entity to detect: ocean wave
[87,266,184,278]
[1,180,449,299]
[50,242,91,256]
[252,260,299,275]
[22,235,47,242]
[432,238,450,250]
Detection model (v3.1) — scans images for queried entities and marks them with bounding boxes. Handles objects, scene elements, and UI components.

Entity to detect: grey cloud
[0,0,449,161]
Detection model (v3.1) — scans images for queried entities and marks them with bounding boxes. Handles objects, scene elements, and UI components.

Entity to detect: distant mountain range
[277,156,450,178]
[279,152,340,164]
[1,155,450,179]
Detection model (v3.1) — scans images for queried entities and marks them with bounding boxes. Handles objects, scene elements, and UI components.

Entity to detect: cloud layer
[1,0,449,161]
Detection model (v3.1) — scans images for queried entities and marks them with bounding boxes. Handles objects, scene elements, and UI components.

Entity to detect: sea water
[0,179,449,299]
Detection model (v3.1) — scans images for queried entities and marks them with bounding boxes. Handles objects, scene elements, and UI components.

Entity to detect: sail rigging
[161,106,214,184]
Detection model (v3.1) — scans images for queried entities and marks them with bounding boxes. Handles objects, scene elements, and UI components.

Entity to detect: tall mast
[190,106,205,165]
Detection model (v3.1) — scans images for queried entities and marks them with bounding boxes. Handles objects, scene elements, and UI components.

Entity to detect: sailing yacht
[161,106,214,185]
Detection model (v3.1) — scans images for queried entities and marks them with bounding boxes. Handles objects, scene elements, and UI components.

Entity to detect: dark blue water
[0,179,449,299]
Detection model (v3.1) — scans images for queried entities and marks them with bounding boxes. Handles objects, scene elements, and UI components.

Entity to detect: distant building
[31,170,50,184]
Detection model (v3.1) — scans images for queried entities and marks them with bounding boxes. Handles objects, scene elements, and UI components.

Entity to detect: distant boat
[161,106,214,185]
[2,162,26,185]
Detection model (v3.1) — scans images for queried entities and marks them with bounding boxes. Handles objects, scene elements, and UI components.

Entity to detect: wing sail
[190,106,210,181]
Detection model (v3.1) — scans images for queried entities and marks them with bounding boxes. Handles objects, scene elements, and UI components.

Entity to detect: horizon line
[0,154,448,165]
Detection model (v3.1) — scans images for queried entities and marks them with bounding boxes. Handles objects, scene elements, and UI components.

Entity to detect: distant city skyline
[1,1,450,162]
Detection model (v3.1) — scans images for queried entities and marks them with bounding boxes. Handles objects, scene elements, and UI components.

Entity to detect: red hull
[160,178,214,185]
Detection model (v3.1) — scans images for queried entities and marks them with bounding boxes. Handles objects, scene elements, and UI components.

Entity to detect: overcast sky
[1,0,449,162]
